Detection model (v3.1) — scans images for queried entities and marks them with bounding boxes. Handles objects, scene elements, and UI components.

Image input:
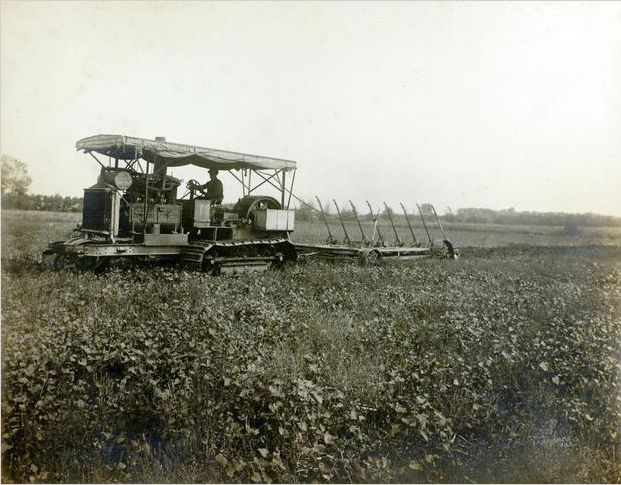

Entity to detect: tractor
[43,134,298,274]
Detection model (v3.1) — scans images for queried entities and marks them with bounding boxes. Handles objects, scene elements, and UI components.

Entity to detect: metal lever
[315,196,336,244]
[383,202,403,247]
[350,200,369,246]
[366,201,385,247]
[333,199,352,245]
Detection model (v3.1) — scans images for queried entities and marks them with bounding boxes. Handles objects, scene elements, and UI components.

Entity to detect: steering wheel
[186,179,202,191]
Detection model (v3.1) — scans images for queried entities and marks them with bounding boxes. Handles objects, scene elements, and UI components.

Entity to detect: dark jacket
[201,178,223,204]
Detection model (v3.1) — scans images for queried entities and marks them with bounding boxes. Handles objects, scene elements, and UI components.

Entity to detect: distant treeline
[444,207,621,227]
[296,201,621,228]
[1,193,83,212]
[2,193,619,228]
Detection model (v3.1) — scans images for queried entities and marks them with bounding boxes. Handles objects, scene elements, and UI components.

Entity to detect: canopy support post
[249,170,282,194]
[143,160,149,232]
[228,170,245,189]
[125,146,138,171]
[281,171,286,207]
[286,169,296,209]
[88,152,106,170]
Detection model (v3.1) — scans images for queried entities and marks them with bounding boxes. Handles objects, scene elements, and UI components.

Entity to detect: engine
[82,168,182,240]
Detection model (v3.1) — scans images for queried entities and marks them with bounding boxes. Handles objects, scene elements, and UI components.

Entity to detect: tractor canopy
[76,134,297,173]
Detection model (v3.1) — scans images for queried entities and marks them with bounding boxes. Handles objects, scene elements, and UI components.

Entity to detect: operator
[198,168,224,204]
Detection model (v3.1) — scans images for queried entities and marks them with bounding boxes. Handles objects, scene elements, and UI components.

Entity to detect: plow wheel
[430,240,458,259]
[443,239,458,259]
[360,248,381,265]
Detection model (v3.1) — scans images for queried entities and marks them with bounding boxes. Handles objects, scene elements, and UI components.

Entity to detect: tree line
[2,192,83,212]
[295,200,621,227]
[1,155,83,212]
[2,155,619,226]
[443,207,621,227]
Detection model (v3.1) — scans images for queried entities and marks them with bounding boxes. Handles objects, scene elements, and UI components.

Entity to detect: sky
[1,1,620,215]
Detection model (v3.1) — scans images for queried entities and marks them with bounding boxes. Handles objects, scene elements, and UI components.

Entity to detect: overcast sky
[2,1,620,215]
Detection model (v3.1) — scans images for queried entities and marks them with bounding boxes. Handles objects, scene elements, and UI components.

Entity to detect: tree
[381,204,395,219]
[1,155,32,195]
[295,198,317,221]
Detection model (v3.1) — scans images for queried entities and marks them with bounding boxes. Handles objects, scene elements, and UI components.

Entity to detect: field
[2,209,620,483]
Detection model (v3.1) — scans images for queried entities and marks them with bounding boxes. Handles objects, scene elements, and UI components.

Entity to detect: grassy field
[293,217,621,248]
[2,209,620,483]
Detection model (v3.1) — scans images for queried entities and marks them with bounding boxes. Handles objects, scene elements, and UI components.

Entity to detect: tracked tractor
[43,135,298,274]
[43,134,457,272]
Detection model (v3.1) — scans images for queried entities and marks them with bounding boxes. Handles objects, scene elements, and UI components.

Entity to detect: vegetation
[297,201,621,228]
[1,193,83,212]
[1,155,32,196]
[444,207,621,228]
[1,211,620,483]
[1,155,82,212]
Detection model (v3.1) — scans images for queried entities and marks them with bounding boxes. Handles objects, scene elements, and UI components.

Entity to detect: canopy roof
[76,134,297,172]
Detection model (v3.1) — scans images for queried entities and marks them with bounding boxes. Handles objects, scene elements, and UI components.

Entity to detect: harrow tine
[349,200,369,246]
[400,202,419,246]
[383,202,403,247]
[416,203,433,247]
[315,196,336,244]
[366,201,385,247]
[333,199,352,245]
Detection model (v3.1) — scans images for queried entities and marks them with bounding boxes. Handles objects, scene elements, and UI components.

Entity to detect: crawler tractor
[43,135,298,274]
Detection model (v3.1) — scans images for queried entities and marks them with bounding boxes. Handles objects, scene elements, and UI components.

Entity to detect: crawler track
[179,238,297,274]
[43,238,297,274]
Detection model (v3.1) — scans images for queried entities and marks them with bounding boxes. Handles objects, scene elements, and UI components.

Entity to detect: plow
[294,197,457,264]
[43,134,457,273]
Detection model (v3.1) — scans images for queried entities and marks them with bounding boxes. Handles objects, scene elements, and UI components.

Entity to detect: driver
[197,168,223,204]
